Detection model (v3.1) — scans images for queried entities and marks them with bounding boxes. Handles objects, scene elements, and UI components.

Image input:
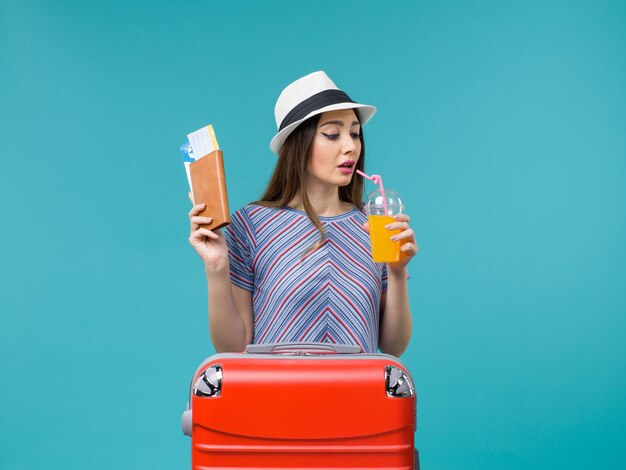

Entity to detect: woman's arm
[189,201,253,352]
[205,267,254,352]
[375,214,418,356]
[378,268,412,356]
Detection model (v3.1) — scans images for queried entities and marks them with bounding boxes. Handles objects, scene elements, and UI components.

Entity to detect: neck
[290,182,351,217]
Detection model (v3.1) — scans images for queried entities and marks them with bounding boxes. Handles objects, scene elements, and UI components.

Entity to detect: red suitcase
[182,342,418,469]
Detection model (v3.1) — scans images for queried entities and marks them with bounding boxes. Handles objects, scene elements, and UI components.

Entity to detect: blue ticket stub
[180,140,196,163]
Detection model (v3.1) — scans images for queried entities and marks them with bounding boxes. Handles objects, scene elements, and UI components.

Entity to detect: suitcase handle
[245,342,361,354]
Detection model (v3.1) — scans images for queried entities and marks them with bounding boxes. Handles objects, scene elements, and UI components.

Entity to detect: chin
[334,175,354,187]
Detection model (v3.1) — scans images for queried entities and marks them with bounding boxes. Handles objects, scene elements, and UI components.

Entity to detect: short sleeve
[381,264,388,294]
[223,207,256,291]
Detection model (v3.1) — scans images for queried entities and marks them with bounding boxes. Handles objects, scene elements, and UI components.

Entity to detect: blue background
[1,0,625,468]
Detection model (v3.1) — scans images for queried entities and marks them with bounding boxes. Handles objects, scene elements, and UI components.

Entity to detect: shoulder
[341,206,367,225]
[226,205,260,242]
[233,204,287,223]
[229,204,291,234]
[352,207,367,222]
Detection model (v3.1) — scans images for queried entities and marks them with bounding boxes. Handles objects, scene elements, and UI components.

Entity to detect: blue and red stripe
[223,205,387,353]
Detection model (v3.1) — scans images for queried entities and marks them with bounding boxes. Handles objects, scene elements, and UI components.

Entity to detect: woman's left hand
[379,214,418,273]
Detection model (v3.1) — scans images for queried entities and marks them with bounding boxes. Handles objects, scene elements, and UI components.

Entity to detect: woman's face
[307,108,362,189]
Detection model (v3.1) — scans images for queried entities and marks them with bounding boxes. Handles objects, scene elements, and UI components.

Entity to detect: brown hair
[254,113,366,252]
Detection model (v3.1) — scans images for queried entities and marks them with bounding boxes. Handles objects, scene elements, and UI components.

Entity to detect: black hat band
[279,89,355,131]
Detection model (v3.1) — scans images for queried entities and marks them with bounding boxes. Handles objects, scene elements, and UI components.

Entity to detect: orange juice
[368,215,401,263]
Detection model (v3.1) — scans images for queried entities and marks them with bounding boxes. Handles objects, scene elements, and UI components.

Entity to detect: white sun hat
[269,71,377,155]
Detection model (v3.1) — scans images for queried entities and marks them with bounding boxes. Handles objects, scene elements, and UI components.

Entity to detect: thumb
[362,221,370,234]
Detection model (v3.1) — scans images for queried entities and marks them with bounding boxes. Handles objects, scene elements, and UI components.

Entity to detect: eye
[321,132,339,141]
[351,132,361,140]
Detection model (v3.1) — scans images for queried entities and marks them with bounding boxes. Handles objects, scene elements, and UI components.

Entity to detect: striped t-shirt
[223,204,388,353]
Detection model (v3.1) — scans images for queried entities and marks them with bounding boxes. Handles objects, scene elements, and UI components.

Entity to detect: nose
[341,132,358,155]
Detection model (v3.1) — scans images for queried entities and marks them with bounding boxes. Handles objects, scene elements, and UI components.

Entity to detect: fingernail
[390,235,398,241]
[385,224,392,229]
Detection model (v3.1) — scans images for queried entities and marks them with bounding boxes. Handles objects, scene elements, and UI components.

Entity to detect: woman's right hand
[188,199,229,273]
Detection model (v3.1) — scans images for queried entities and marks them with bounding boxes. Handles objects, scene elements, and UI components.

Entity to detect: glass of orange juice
[364,189,405,263]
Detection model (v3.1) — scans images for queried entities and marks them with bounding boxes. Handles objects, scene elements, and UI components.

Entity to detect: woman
[188,71,417,356]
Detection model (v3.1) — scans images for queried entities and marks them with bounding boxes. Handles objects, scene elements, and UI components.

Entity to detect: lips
[337,160,355,175]
[338,160,355,169]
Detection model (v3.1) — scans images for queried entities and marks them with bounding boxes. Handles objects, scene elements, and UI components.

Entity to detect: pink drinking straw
[356,170,389,215]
